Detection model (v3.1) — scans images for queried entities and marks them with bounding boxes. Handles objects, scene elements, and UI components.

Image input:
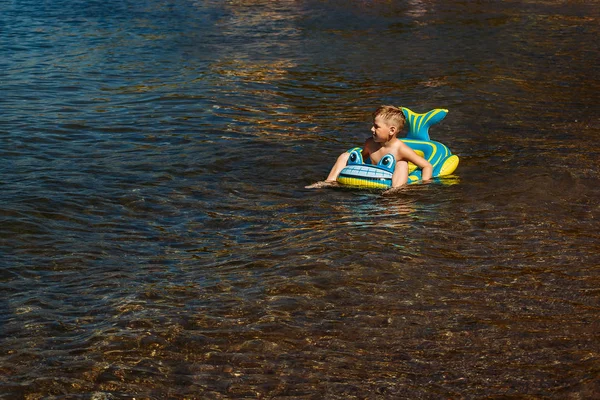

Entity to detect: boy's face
[371,116,396,143]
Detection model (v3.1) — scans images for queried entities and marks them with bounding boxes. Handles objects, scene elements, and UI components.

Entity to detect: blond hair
[372,105,406,130]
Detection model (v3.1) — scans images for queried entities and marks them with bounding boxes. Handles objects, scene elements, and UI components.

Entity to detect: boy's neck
[380,135,398,147]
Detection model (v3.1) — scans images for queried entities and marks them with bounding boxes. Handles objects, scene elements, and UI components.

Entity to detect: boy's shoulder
[363,137,379,150]
[393,139,415,159]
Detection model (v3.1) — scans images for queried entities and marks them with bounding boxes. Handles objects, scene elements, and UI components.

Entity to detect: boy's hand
[305,180,338,189]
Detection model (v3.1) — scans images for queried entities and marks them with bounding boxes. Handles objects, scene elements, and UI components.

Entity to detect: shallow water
[1,0,599,398]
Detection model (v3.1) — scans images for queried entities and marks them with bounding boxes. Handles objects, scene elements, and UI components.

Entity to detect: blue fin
[401,107,448,141]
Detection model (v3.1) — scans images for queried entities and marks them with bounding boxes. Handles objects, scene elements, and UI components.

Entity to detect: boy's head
[372,105,406,131]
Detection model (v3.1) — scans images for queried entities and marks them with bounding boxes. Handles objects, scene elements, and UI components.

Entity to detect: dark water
[1,0,599,398]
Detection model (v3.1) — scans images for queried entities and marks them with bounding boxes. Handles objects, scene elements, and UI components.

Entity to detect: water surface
[1,0,599,398]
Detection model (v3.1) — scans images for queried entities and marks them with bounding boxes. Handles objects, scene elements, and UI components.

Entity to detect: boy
[306,105,432,190]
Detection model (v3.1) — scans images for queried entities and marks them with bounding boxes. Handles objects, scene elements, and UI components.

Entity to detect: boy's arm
[361,138,373,162]
[305,138,371,189]
[320,138,371,183]
[324,152,350,182]
[391,161,409,188]
[305,149,353,188]
[399,146,433,181]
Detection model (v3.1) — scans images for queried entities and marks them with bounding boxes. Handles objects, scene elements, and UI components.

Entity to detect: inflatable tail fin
[401,107,448,141]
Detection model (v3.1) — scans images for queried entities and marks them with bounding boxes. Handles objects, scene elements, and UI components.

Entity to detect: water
[1,0,599,398]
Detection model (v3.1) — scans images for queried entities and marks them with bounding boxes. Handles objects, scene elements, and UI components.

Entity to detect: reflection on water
[1,0,599,398]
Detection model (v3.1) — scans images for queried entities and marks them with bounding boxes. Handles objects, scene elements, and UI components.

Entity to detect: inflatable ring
[337,107,459,189]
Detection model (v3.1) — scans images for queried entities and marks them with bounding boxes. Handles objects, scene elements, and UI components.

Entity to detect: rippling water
[1,0,599,398]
